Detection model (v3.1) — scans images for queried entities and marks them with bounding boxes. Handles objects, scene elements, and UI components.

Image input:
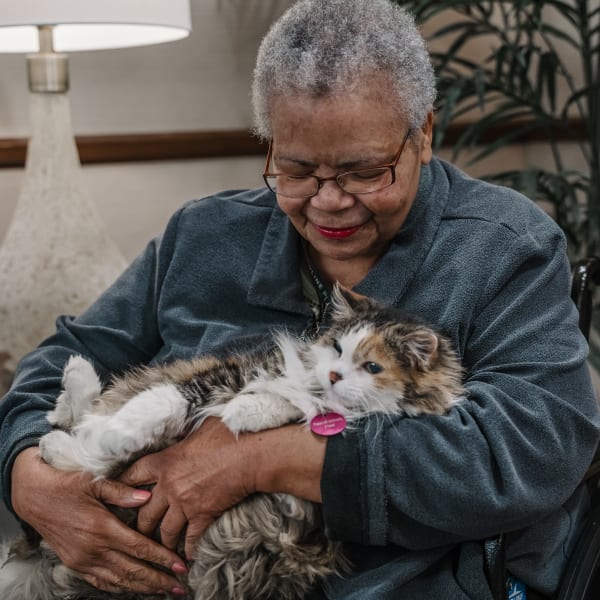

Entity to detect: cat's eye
[333,340,342,355]
[363,362,383,374]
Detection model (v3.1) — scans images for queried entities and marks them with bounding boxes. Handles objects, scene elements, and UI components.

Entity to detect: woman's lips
[314,224,362,239]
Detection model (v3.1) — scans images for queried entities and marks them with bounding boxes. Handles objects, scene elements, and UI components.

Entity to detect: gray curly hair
[251,0,436,139]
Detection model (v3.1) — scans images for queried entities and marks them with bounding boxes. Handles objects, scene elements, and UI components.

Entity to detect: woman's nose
[311,179,355,211]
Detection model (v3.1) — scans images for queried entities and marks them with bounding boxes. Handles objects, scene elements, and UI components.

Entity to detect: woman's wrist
[11,446,41,517]
[244,423,327,503]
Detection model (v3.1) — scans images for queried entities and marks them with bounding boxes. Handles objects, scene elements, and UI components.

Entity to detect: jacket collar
[247,202,311,317]
[354,159,448,305]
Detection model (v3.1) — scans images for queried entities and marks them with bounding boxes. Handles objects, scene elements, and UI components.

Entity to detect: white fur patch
[41,383,189,477]
[217,392,304,434]
[47,355,101,428]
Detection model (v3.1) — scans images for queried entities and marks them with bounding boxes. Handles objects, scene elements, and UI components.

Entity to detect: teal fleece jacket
[1,157,598,598]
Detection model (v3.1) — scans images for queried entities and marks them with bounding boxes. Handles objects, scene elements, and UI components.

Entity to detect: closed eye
[285,174,312,181]
[347,168,388,181]
[333,339,342,356]
[363,361,383,374]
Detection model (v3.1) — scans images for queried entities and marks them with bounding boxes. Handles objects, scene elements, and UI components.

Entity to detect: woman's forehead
[270,93,407,158]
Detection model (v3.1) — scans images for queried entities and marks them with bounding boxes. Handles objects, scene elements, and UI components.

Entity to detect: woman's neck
[306,247,375,290]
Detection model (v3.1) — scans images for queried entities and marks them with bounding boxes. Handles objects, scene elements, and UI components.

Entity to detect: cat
[0,285,465,600]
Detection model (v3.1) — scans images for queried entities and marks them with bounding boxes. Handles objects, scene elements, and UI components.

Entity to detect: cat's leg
[42,383,190,478]
[39,429,90,472]
[204,370,325,435]
[215,390,305,434]
[41,356,103,472]
[93,383,189,456]
[47,355,102,429]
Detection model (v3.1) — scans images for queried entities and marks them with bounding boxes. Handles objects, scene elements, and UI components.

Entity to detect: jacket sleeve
[320,223,600,549]
[0,206,185,511]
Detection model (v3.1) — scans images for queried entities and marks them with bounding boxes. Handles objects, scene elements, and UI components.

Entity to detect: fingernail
[172,562,188,574]
[132,489,151,501]
[172,586,187,596]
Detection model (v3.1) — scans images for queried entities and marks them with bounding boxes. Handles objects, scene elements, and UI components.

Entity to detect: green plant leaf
[394,0,598,256]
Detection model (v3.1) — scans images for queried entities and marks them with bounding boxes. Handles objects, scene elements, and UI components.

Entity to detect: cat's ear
[404,328,439,371]
[330,282,371,317]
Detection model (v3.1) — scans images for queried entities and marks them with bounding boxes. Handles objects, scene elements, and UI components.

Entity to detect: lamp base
[0,92,127,374]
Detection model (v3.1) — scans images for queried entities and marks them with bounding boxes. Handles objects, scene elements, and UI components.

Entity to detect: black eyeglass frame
[262,128,413,198]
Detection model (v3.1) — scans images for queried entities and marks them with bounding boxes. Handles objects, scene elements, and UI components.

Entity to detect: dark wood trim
[0,119,586,169]
[0,130,268,168]
[440,117,587,146]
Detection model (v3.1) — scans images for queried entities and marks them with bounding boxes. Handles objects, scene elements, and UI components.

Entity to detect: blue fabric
[0,158,598,598]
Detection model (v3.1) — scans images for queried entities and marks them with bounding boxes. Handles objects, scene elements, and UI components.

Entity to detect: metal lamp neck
[26,25,69,93]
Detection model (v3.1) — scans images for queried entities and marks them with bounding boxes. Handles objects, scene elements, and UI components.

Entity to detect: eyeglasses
[262,129,412,199]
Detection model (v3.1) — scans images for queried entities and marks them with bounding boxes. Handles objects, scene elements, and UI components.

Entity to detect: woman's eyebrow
[275,155,318,168]
[337,156,391,170]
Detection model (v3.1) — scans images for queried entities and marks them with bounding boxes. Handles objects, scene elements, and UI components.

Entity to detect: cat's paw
[63,355,101,397]
[39,430,84,471]
[220,393,302,434]
[48,356,102,428]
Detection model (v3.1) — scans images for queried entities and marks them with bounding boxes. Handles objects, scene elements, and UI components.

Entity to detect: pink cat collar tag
[310,413,347,436]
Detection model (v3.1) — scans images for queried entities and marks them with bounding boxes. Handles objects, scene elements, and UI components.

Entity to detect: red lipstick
[314,224,361,239]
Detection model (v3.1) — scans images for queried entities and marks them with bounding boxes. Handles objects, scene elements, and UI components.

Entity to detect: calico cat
[0,286,465,600]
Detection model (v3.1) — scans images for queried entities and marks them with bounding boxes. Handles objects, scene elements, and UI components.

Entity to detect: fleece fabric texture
[0,157,598,599]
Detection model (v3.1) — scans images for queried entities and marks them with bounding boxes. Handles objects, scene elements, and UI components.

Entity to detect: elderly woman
[1,0,598,598]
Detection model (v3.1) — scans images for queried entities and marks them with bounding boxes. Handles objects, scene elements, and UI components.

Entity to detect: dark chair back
[571,257,600,340]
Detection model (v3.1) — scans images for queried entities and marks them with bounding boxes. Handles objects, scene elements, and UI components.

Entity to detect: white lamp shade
[0,0,192,52]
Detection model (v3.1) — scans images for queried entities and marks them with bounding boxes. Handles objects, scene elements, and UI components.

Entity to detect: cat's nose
[329,371,342,385]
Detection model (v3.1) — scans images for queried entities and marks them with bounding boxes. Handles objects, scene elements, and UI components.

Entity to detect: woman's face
[268,89,433,286]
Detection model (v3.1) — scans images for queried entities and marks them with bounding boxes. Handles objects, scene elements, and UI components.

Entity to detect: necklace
[300,244,331,340]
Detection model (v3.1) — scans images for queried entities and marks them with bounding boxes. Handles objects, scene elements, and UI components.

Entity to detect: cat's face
[308,284,459,418]
[311,320,438,417]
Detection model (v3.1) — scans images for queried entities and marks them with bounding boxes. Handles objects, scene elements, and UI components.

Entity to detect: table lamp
[0,1,192,379]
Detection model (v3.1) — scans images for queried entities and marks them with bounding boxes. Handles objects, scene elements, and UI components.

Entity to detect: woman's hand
[120,418,255,559]
[120,417,328,560]
[11,447,187,595]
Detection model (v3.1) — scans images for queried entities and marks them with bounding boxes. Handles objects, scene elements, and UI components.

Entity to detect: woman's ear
[419,110,434,165]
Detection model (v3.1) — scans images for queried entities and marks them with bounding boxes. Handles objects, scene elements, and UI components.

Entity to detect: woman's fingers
[120,453,159,487]
[90,476,154,508]
[106,513,188,576]
[58,514,187,594]
[79,552,186,596]
[134,485,168,537]
[185,515,215,561]
[160,505,188,551]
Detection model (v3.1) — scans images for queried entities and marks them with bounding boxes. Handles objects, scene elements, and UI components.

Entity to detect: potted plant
[394,0,600,371]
